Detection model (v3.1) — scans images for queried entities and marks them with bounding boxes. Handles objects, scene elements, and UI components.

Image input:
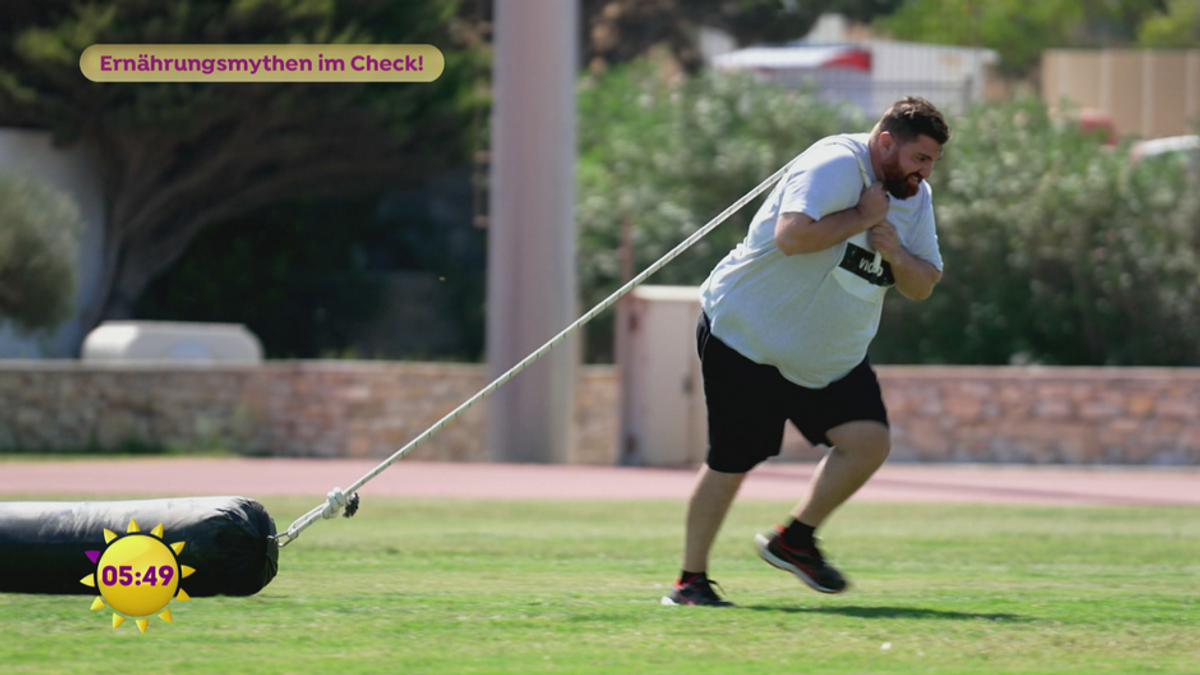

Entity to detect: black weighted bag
[0,496,278,596]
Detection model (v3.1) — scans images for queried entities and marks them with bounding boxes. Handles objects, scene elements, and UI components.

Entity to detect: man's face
[880,133,943,199]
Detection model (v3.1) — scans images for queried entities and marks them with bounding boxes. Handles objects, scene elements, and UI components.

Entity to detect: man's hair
[876,96,951,145]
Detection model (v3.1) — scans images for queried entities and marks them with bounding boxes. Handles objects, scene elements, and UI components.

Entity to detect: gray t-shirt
[699,133,942,388]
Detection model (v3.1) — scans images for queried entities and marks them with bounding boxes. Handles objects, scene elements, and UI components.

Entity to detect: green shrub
[578,63,1200,366]
[0,172,82,335]
[873,98,1200,366]
[576,60,864,360]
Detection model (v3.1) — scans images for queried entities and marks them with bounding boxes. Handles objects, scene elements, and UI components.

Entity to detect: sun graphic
[79,519,195,634]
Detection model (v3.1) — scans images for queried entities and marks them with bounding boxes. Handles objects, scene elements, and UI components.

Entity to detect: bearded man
[664,97,951,607]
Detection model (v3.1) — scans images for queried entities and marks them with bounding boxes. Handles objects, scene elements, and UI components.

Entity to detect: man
[663,97,951,607]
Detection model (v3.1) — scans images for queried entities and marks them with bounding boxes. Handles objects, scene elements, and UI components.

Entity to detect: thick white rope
[854,155,885,273]
[273,158,796,547]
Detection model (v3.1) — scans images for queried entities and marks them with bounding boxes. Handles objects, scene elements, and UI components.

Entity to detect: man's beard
[882,152,922,199]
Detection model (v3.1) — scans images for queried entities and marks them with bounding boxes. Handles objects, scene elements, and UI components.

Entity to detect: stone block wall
[0,361,1197,464]
[240,361,620,464]
[0,361,621,464]
[0,362,257,451]
[880,366,1200,465]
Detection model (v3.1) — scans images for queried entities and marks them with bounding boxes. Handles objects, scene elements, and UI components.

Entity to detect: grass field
[2,496,1198,674]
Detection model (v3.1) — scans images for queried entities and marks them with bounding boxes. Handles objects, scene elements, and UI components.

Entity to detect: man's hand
[856,181,889,225]
[868,219,903,263]
[773,183,890,256]
[868,219,942,300]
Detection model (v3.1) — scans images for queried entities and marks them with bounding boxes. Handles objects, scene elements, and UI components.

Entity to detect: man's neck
[867,134,884,184]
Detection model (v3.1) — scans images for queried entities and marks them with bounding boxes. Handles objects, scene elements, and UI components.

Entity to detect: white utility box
[82,321,263,364]
[617,286,707,466]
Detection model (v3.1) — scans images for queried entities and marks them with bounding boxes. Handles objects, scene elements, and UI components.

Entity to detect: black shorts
[697,312,889,473]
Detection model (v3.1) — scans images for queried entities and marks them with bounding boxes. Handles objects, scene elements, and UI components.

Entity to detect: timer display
[81,519,194,632]
[96,532,182,617]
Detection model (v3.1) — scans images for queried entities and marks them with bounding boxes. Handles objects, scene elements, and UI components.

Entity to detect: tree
[825,0,908,25]
[581,0,816,71]
[134,197,386,359]
[0,172,83,334]
[578,65,1200,366]
[453,0,910,75]
[876,0,1085,77]
[875,0,1169,78]
[454,1,909,74]
[584,0,914,69]
[1082,0,1170,43]
[136,177,488,360]
[576,58,863,360]
[871,98,1200,366]
[0,0,486,350]
[1138,0,1200,48]
[578,0,827,72]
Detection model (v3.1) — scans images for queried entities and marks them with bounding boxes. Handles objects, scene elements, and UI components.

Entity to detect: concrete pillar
[486,0,578,463]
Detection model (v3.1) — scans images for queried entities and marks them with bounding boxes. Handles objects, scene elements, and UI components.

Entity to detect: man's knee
[826,421,891,462]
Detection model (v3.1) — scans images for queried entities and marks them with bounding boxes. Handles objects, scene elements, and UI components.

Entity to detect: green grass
[2,496,1198,674]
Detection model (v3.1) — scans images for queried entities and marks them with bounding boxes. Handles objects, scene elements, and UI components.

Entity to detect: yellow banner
[80,44,445,82]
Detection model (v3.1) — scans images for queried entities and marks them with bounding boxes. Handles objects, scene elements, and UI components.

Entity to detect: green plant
[0,172,82,335]
[872,98,1200,365]
[576,59,864,360]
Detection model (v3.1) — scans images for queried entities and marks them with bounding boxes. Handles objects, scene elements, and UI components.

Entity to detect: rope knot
[322,488,348,519]
[343,492,360,518]
[320,488,361,519]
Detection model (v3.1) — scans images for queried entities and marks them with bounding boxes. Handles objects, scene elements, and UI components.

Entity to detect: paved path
[1,458,1197,506]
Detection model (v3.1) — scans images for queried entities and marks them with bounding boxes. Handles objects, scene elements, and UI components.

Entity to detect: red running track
[1,458,1197,506]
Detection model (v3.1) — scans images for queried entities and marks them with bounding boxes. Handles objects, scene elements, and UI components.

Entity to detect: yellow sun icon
[79,519,195,634]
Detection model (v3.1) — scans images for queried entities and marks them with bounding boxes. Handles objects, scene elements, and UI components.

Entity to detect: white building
[709,14,999,117]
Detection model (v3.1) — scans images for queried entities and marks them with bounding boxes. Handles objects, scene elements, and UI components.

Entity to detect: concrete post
[486,0,578,463]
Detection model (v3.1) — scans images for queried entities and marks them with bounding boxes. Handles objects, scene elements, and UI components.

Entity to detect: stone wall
[0,361,1197,464]
[0,361,621,464]
[0,361,256,452]
[880,366,1200,465]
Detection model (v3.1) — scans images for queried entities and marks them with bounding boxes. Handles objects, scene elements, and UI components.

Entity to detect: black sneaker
[755,526,848,594]
[661,576,734,607]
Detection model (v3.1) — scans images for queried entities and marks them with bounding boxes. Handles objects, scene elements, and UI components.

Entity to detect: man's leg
[669,313,778,606]
[756,420,889,593]
[664,465,746,606]
[683,465,748,573]
[793,420,890,527]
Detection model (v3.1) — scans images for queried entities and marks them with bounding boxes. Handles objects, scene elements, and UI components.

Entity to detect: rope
[272,157,796,547]
[854,155,885,272]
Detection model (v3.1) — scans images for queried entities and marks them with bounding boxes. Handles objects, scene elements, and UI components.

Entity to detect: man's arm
[774,182,890,256]
[869,220,942,301]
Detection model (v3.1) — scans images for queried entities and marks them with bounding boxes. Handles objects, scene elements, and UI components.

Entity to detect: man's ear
[878,130,896,154]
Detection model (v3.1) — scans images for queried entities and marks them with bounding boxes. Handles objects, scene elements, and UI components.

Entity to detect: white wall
[0,128,106,358]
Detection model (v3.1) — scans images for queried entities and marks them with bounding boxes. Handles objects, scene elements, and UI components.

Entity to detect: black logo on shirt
[839,243,894,287]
